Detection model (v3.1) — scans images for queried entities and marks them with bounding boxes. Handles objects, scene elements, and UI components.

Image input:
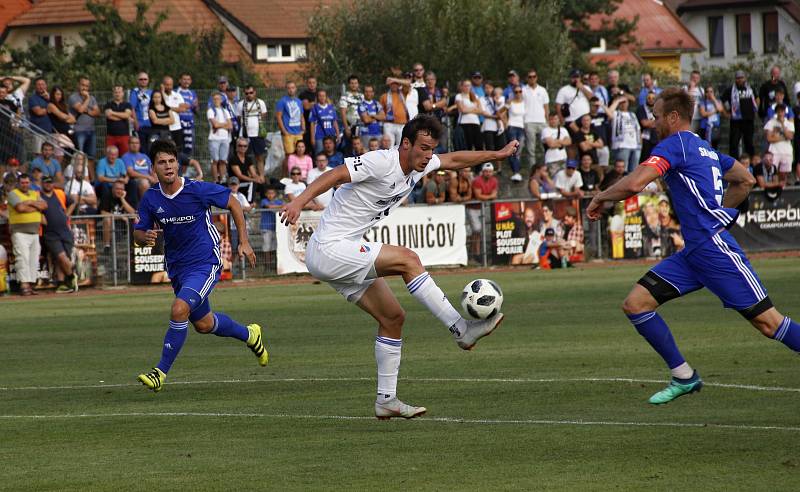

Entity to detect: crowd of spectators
[1,62,799,291]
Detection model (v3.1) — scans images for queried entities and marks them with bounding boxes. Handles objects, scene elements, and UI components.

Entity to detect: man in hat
[555,69,593,126]
[39,175,77,293]
[503,70,521,101]
[425,169,448,205]
[554,159,584,199]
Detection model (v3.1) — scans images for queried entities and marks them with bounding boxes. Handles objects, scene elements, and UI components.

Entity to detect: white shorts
[305,236,383,303]
[261,230,276,252]
[773,152,793,173]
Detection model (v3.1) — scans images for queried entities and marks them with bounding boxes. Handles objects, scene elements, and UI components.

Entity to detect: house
[0,0,337,85]
[0,0,32,45]
[585,0,704,80]
[670,0,800,70]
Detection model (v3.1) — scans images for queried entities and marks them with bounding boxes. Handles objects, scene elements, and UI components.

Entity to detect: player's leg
[137,295,190,392]
[374,244,503,350]
[354,278,426,420]
[625,254,704,404]
[749,306,800,352]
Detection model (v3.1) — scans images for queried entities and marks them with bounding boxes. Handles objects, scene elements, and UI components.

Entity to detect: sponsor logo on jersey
[159,215,196,225]
[375,193,405,207]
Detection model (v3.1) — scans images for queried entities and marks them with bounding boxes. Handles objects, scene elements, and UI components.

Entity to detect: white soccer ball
[460,279,503,319]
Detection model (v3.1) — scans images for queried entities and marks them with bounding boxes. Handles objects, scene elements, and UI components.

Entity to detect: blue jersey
[310,103,337,140]
[135,179,230,276]
[357,99,383,136]
[177,88,197,123]
[275,96,304,135]
[130,88,152,127]
[643,131,737,250]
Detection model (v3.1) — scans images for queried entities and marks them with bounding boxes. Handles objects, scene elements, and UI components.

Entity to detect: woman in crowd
[455,79,483,152]
[699,85,725,149]
[309,89,339,155]
[505,86,526,182]
[481,85,508,177]
[227,137,264,202]
[529,164,555,200]
[47,86,76,137]
[287,140,313,181]
[147,90,173,142]
[207,91,233,183]
[605,95,641,173]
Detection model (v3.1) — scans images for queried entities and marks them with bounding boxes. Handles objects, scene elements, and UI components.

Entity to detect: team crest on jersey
[359,244,371,253]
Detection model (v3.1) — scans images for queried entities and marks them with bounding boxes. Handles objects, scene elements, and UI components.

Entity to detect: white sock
[670,362,694,380]
[406,272,463,333]
[375,336,402,403]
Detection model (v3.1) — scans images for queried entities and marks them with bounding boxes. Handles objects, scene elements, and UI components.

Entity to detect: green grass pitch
[2,258,800,490]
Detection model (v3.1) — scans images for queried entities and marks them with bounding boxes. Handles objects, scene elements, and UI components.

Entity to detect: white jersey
[313,148,441,242]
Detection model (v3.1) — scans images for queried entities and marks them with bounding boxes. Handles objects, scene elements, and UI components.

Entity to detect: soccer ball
[460,279,503,319]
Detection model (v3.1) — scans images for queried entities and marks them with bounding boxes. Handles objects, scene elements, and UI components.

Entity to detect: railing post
[110,217,118,287]
[481,201,488,267]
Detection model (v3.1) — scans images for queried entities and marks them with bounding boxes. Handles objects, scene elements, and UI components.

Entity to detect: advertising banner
[608,192,683,259]
[276,205,467,274]
[130,229,168,285]
[730,188,800,251]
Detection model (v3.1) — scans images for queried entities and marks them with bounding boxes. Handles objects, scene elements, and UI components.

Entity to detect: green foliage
[559,0,638,52]
[0,0,256,89]
[694,39,800,93]
[306,0,571,88]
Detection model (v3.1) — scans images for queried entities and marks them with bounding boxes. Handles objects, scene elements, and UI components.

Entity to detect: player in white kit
[281,115,519,419]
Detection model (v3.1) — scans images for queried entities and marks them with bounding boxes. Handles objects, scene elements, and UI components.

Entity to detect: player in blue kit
[587,88,800,404]
[134,140,267,392]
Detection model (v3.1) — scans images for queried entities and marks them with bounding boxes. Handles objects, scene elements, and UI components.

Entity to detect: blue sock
[627,311,686,369]
[773,317,800,352]
[211,312,249,342]
[156,320,189,374]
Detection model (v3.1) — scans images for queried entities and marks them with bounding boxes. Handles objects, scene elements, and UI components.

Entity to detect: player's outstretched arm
[280,165,352,225]
[722,160,756,208]
[586,164,660,220]
[227,194,256,267]
[438,140,520,171]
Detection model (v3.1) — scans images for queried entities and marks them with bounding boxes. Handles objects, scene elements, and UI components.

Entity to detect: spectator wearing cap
[636,73,662,107]
[39,175,77,293]
[721,70,758,160]
[605,94,641,173]
[7,173,46,295]
[276,81,306,165]
[2,157,22,181]
[537,226,569,269]
[765,88,794,120]
[425,170,448,205]
[541,111,571,177]
[29,141,63,187]
[503,70,521,101]
[307,153,333,208]
[764,103,794,182]
[637,90,659,160]
[555,69,592,127]
[522,68,550,169]
[259,187,284,257]
[130,72,153,154]
[554,159,584,199]
[759,65,789,121]
[210,76,230,107]
[466,163,496,259]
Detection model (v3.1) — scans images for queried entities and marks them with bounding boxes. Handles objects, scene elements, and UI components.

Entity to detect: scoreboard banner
[276,205,468,275]
[730,187,800,252]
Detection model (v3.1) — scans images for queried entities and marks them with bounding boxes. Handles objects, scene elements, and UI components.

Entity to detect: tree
[1,0,257,89]
[560,0,638,53]
[306,0,571,89]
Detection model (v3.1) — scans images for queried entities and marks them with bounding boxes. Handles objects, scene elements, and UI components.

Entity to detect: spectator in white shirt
[63,155,97,215]
[522,69,550,168]
[554,159,584,199]
[161,76,188,149]
[605,95,642,173]
[285,166,321,210]
[306,154,333,208]
[207,92,233,183]
[541,111,571,177]
[506,86,525,181]
[555,69,592,126]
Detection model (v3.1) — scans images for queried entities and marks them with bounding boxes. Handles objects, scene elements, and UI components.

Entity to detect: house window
[37,35,63,51]
[38,35,50,46]
[736,14,751,54]
[708,16,724,57]
[763,12,779,53]
[262,43,307,62]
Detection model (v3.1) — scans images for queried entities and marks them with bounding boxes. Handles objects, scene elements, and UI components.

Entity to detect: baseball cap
[226,85,237,92]
[507,70,518,77]
[6,157,19,166]
[481,162,494,171]
[570,69,582,78]
[545,227,555,236]
[436,170,446,176]
[217,75,228,84]
[42,175,54,183]
[227,176,240,185]
[734,70,746,78]
[566,159,578,168]
[470,71,483,78]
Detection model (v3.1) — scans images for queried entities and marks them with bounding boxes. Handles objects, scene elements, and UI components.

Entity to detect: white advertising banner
[276,204,468,274]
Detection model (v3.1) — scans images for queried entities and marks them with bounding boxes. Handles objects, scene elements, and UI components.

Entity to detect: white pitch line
[0,411,797,433]
[1,376,799,393]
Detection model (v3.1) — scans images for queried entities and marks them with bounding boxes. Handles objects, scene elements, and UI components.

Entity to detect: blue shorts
[171,264,221,322]
[650,230,767,310]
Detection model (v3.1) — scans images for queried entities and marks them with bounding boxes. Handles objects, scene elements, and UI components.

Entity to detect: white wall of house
[3,25,85,55]
[679,6,800,74]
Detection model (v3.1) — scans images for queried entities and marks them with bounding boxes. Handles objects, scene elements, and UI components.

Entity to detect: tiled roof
[588,0,704,53]
[0,0,32,38]
[208,0,341,39]
[7,0,244,62]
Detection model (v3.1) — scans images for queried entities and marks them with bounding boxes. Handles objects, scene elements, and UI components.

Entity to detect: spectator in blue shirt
[122,136,154,201]
[309,90,339,155]
[259,187,284,257]
[276,81,305,156]
[95,145,129,204]
[29,78,53,149]
[502,70,520,101]
[29,142,63,186]
[320,136,344,168]
[637,73,662,107]
[358,84,385,149]
[130,72,153,154]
